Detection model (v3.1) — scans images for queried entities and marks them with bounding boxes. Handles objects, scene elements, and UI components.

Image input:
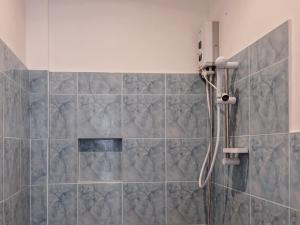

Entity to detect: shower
[197,22,248,189]
[198,56,240,188]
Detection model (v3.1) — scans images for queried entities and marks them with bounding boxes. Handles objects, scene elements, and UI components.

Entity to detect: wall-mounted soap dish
[222,148,248,165]
[223,148,248,154]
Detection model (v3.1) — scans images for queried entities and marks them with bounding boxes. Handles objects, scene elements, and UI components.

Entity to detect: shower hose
[198,74,220,188]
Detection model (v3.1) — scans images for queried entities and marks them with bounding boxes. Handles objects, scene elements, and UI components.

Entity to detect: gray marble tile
[212,138,225,185]
[0,40,25,73]
[31,139,47,186]
[79,138,122,152]
[123,73,165,94]
[290,209,300,225]
[31,185,47,225]
[0,40,24,73]
[79,151,121,181]
[166,138,207,181]
[50,95,77,138]
[17,187,30,225]
[290,132,300,210]
[229,77,250,136]
[251,197,288,225]
[122,139,165,182]
[224,189,250,225]
[212,185,250,225]
[4,194,17,225]
[78,95,121,138]
[0,139,3,200]
[0,40,4,71]
[4,76,21,137]
[78,183,122,225]
[78,72,122,94]
[212,185,225,225]
[225,136,250,193]
[3,69,20,84]
[21,139,30,187]
[4,192,23,225]
[11,69,22,83]
[166,74,205,94]
[30,93,48,139]
[250,22,289,74]
[49,139,77,184]
[4,187,29,225]
[229,47,250,84]
[48,184,77,225]
[123,183,165,225]
[250,59,289,135]
[20,90,30,138]
[0,41,5,73]
[167,182,207,225]
[166,95,207,138]
[29,70,48,93]
[250,134,289,205]
[0,202,3,225]
[0,74,3,138]
[123,95,165,138]
[0,41,4,72]
[8,189,27,225]
[50,72,77,94]
[20,69,30,91]
[4,138,20,198]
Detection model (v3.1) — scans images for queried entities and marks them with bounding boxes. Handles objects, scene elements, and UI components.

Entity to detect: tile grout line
[2,73,5,225]
[248,57,289,77]
[76,183,79,225]
[121,73,124,225]
[164,73,167,225]
[248,47,252,225]
[76,72,79,225]
[28,71,32,225]
[46,71,50,225]
[289,133,291,225]
[19,76,22,197]
[214,182,292,209]
[29,138,32,225]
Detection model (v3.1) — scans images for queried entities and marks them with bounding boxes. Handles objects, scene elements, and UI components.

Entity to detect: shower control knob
[221,93,229,101]
[217,95,236,104]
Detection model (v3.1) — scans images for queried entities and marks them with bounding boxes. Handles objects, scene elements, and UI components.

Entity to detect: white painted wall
[25,0,49,69]
[26,0,208,73]
[208,0,300,132]
[0,0,26,63]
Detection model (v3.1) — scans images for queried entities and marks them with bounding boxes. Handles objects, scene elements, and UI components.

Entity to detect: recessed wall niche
[78,138,122,182]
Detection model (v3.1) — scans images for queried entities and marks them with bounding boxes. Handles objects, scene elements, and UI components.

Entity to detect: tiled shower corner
[0,39,30,225]
[29,71,209,225]
[211,21,298,225]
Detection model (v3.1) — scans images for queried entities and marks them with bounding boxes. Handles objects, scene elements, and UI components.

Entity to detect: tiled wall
[27,20,298,225]
[0,18,297,225]
[29,71,210,225]
[0,39,30,225]
[211,21,300,225]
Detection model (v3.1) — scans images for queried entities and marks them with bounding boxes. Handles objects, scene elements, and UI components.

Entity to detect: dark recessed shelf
[78,138,122,152]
